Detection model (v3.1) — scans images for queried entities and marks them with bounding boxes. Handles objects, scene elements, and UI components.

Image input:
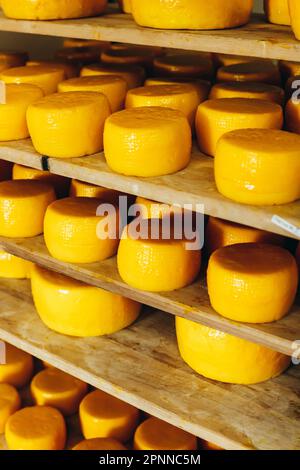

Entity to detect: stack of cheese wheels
[70,179,123,204]
[0,343,33,388]
[0,51,28,72]
[79,390,139,442]
[289,1,300,40]
[73,438,126,450]
[118,0,132,13]
[154,53,213,79]
[81,64,145,89]
[176,317,290,384]
[0,65,65,95]
[26,60,78,80]
[135,196,182,219]
[31,265,141,337]
[101,46,159,70]
[264,0,290,25]
[58,75,128,112]
[215,129,300,205]
[145,77,211,100]
[44,197,119,264]
[280,60,300,82]
[104,107,191,177]
[207,243,298,323]
[13,164,70,199]
[285,95,300,133]
[55,47,102,66]
[1,0,107,20]
[0,249,33,279]
[27,92,111,158]
[0,180,55,237]
[131,0,253,30]
[213,54,259,68]
[196,98,283,156]
[209,82,284,105]
[0,84,44,141]
[5,406,66,450]
[0,384,21,434]
[217,61,281,85]
[117,218,201,292]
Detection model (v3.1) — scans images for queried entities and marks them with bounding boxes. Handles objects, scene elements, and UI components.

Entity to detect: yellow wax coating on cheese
[285,97,300,134]
[0,180,55,238]
[79,390,139,442]
[215,129,300,205]
[0,83,44,141]
[196,98,283,157]
[0,250,33,279]
[26,60,78,79]
[154,53,213,79]
[217,60,281,85]
[133,417,197,451]
[70,179,124,205]
[31,265,141,337]
[209,82,284,105]
[0,343,33,388]
[0,384,21,434]
[0,65,65,95]
[27,91,111,158]
[101,46,158,69]
[58,75,127,112]
[145,77,211,101]
[135,196,182,219]
[0,51,28,73]
[213,54,261,68]
[286,1,300,39]
[13,163,70,198]
[73,438,127,450]
[31,368,88,416]
[104,107,191,177]
[63,39,110,50]
[176,316,291,384]
[264,0,290,25]
[81,64,145,89]
[118,0,131,13]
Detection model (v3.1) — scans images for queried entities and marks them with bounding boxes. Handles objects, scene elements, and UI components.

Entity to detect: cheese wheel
[79,390,139,442]
[0,51,28,73]
[0,83,44,141]
[101,46,158,70]
[0,250,33,279]
[73,438,127,450]
[31,265,141,337]
[135,196,182,219]
[5,406,66,450]
[213,54,260,68]
[0,384,21,434]
[26,60,78,80]
[217,61,281,85]
[215,129,300,205]
[55,47,102,66]
[81,64,145,89]
[209,82,284,105]
[13,164,70,199]
[104,107,191,177]
[0,180,55,237]
[285,97,300,134]
[117,218,201,292]
[70,179,123,204]
[0,65,65,95]
[145,77,211,101]
[27,92,111,158]
[154,53,213,79]
[133,417,197,451]
[131,0,253,30]
[44,197,119,263]
[63,39,110,50]
[0,160,13,182]
[1,0,107,20]
[118,0,131,13]
[31,368,88,416]
[264,0,290,25]
[196,98,283,157]
[207,243,298,323]
[0,343,33,388]
[176,317,290,384]
[58,75,127,112]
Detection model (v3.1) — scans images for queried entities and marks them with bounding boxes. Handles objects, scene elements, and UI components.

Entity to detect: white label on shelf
[0,81,6,104]
[272,215,300,238]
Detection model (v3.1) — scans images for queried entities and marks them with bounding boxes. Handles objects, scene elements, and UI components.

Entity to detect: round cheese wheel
[145,77,211,100]
[80,64,145,89]
[135,196,182,219]
[73,438,127,450]
[101,46,158,69]
[63,39,110,50]
[154,53,213,79]
[27,91,111,158]
[215,129,300,205]
[26,60,78,79]
[0,65,65,95]
[0,384,21,434]
[213,54,259,68]
[70,179,123,204]
[0,343,33,388]
[104,107,191,177]
[285,97,300,134]
[55,47,102,66]
[264,0,290,25]
[217,61,281,85]
[13,163,70,198]
[176,317,291,384]
[196,98,283,157]
[79,390,139,442]
[0,180,55,237]
[209,82,284,105]
[0,51,28,73]
[0,83,44,141]
[31,265,141,337]
[118,0,132,13]
[5,406,66,450]
[0,250,33,279]
[134,417,197,450]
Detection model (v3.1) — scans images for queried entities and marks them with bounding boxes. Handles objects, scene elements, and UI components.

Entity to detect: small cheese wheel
[26,60,78,79]
[0,384,21,434]
[264,0,290,25]
[63,39,110,50]
[217,61,281,85]
[73,438,127,450]
[0,180,55,237]
[207,243,298,323]
[31,368,88,416]
[196,98,283,157]
[0,83,44,141]
[0,250,33,279]
[131,0,253,30]
[213,54,260,68]
[101,46,157,70]
[70,179,123,204]
[44,197,119,263]
[58,75,127,112]
[0,51,28,73]
[0,160,13,182]
[13,163,70,198]
[215,129,300,205]
[209,82,284,105]
[104,107,191,177]
[0,343,33,388]
[81,64,145,89]
[117,218,201,292]
[135,196,182,219]
[5,406,66,450]
[27,92,111,158]
[0,65,65,95]
[55,47,102,66]
[133,417,197,451]
[31,265,141,337]
[285,97,300,134]
[145,77,211,101]
[154,53,213,79]
[118,0,131,13]
[79,390,139,442]
[176,317,291,384]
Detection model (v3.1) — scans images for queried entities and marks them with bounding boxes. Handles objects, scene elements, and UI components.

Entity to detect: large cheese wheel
[0,343,33,388]
[27,92,111,158]
[154,53,213,79]
[81,64,145,89]
[264,0,290,25]
[5,406,66,450]
[118,0,131,13]
[0,83,44,141]
[176,317,290,384]
[31,265,141,337]
[213,54,259,68]
[145,77,211,100]
[73,438,127,450]
[217,61,281,85]
[58,75,127,112]
[286,1,300,39]
[134,417,197,451]
[0,384,21,434]
[135,196,182,219]
[13,163,70,198]
[209,82,284,105]
[55,47,102,66]
[79,390,139,442]
[0,65,65,95]
[131,0,253,30]
[196,98,283,157]
[101,46,158,70]
[0,180,55,237]
[31,368,88,416]
[207,243,298,323]
[26,60,78,80]
[285,97,300,134]
[70,179,123,204]
[215,129,300,205]
[104,107,191,177]
[117,219,201,292]
[0,250,33,279]
[0,51,28,73]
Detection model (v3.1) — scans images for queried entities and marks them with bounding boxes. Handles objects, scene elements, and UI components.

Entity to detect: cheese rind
[81,64,145,89]
[73,438,127,450]
[26,60,78,80]
[0,65,65,95]
[217,61,281,85]
[0,384,21,434]
[135,196,182,219]
[118,0,132,13]
[0,250,33,279]
[70,179,122,204]
[13,163,70,198]
[209,82,284,105]
[154,53,213,79]
[264,0,290,25]
[0,343,33,388]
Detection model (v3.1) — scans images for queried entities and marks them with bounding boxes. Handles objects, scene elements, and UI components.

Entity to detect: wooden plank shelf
[0,278,299,450]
